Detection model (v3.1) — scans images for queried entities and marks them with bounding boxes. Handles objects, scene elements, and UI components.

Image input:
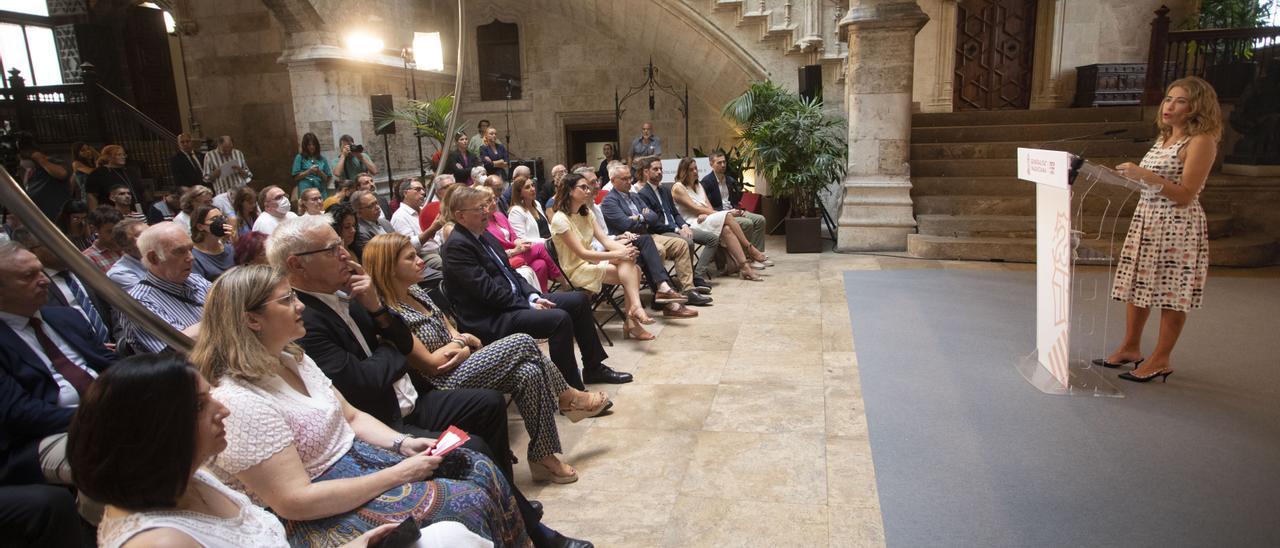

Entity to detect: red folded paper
[429,425,470,457]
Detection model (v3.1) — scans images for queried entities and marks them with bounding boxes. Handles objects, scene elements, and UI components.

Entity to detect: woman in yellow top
[548,172,656,340]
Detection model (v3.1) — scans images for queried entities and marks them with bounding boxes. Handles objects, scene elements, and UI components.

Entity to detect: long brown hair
[675,157,699,189]
[553,173,589,217]
[1158,76,1223,143]
[510,175,543,221]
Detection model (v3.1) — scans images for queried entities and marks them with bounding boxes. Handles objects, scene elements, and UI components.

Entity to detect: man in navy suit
[632,156,720,286]
[0,241,115,489]
[701,151,767,253]
[10,228,113,347]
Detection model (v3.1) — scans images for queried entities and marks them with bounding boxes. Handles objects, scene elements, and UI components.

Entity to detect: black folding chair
[544,239,622,346]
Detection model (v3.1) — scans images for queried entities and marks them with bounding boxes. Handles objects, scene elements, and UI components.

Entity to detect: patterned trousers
[432,333,569,461]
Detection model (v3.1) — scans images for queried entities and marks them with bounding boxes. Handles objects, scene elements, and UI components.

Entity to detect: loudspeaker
[798,64,822,102]
[371,95,395,135]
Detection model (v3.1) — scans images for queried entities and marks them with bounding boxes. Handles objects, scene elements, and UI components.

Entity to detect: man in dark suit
[269,215,592,548]
[170,133,206,188]
[0,241,115,489]
[442,185,633,387]
[599,164,710,307]
[632,156,721,286]
[701,151,767,253]
[11,228,113,347]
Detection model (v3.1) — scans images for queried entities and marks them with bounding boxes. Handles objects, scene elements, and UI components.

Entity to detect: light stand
[615,58,689,157]
[401,48,426,180]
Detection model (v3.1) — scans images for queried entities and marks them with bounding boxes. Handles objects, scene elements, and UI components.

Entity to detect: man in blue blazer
[0,241,115,487]
[632,156,720,286]
[700,151,767,253]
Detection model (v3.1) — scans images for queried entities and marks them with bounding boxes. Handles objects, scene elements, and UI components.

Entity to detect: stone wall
[911,0,1197,112]
[176,0,298,189]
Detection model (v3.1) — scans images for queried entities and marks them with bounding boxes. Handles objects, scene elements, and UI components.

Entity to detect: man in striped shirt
[201,135,252,196]
[121,222,209,353]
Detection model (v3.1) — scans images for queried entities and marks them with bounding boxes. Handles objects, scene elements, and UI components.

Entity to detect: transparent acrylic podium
[1013,150,1158,398]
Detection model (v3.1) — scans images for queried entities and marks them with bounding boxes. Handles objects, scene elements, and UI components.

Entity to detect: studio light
[414,32,444,72]
[344,32,385,57]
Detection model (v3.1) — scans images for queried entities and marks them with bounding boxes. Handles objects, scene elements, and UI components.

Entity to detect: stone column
[836,1,929,251]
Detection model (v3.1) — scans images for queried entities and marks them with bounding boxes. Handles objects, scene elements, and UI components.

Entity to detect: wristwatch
[391,433,415,455]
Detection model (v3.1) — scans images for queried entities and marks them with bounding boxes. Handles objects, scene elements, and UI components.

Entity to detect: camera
[350,144,364,154]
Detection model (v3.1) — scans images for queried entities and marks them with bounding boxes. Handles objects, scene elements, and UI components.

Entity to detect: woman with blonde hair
[190,265,529,546]
[85,144,142,210]
[670,156,769,281]
[1097,76,1221,384]
[363,233,608,484]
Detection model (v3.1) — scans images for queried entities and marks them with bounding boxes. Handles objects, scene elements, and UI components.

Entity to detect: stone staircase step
[911,177,1033,196]
[913,106,1146,127]
[913,121,1154,144]
[911,139,1155,161]
[916,213,1235,239]
[913,157,1133,177]
[914,195,1036,215]
[906,233,1278,266]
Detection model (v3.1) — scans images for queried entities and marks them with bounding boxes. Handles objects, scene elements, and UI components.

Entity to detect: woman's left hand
[1114,162,1154,182]
[399,436,437,456]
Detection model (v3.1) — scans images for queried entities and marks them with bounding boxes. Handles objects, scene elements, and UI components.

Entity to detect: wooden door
[954,0,1037,111]
[123,6,181,133]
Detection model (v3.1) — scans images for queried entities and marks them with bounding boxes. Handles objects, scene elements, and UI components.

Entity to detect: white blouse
[507,203,546,243]
[97,470,288,548]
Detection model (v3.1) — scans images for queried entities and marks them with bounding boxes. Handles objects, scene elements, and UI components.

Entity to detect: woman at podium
[1098,77,1221,384]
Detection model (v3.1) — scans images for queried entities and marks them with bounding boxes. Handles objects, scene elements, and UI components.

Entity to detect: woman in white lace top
[67,354,404,548]
[189,265,529,546]
[669,157,769,281]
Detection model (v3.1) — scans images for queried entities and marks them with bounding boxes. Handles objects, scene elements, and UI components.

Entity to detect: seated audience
[251,185,298,236]
[174,185,214,234]
[183,267,528,545]
[366,233,607,483]
[105,183,146,223]
[442,184,633,385]
[57,200,92,250]
[703,150,769,254]
[229,185,259,239]
[507,175,551,243]
[232,230,270,266]
[470,165,488,187]
[122,222,209,353]
[549,174,657,340]
[322,178,357,211]
[356,174,391,220]
[351,189,396,260]
[326,202,359,257]
[86,145,140,212]
[106,219,148,291]
[541,164,567,207]
[145,186,184,225]
[266,218,582,546]
[479,185,564,292]
[190,205,235,282]
[292,132,332,199]
[0,241,115,501]
[672,156,768,280]
[599,164,710,308]
[81,206,124,272]
[390,178,444,269]
[634,156,721,285]
[12,228,112,347]
[418,174,455,240]
[298,187,325,216]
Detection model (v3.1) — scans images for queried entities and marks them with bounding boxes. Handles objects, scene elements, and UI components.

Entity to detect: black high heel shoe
[1091,357,1144,369]
[1118,369,1173,383]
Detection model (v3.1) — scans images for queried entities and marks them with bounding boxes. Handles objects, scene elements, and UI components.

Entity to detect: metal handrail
[0,166,193,353]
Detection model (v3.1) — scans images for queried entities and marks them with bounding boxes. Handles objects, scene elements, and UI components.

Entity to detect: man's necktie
[60,272,107,344]
[481,237,521,294]
[28,317,94,397]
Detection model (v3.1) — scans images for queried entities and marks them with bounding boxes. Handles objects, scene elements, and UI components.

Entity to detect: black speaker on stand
[371,94,395,193]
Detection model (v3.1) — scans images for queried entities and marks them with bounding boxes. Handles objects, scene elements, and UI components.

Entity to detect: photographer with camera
[14,133,72,221]
[335,134,378,181]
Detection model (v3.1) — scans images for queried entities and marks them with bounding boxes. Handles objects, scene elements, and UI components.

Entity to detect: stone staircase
[702,0,849,78]
[906,106,1279,266]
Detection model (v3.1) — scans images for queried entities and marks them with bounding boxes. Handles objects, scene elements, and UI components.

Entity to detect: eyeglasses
[253,289,298,310]
[406,186,425,193]
[358,201,380,210]
[574,184,593,192]
[292,242,345,258]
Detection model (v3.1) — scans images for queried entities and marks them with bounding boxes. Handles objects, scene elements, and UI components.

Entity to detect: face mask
[276,196,291,211]
[208,216,228,237]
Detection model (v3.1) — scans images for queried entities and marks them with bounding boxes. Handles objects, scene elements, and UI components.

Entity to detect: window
[0,22,61,87]
[476,21,521,101]
[0,0,48,17]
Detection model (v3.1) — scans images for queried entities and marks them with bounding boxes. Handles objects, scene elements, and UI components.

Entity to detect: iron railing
[1144,5,1280,103]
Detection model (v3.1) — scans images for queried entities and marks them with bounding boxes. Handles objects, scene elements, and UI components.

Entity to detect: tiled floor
[503,237,1280,547]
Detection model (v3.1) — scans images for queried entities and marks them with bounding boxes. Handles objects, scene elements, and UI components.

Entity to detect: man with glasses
[632,156,720,289]
[442,184,634,387]
[350,189,396,261]
[390,178,443,269]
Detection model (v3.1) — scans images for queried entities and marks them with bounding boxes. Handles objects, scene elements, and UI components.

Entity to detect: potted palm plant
[374,94,468,170]
[724,81,847,252]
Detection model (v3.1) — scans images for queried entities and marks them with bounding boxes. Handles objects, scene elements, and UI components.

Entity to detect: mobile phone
[369,517,420,548]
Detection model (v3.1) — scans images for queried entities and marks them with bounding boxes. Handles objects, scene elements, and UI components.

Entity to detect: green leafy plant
[722,81,847,218]
[374,94,468,162]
